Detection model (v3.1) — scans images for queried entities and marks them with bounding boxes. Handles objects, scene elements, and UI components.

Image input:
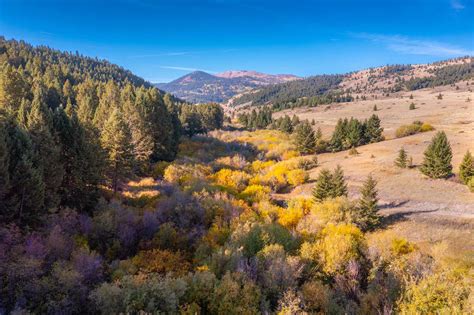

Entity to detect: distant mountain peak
[156,69,300,103]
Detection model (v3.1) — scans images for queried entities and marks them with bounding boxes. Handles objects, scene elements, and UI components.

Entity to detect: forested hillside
[0,37,223,223]
[230,57,473,110]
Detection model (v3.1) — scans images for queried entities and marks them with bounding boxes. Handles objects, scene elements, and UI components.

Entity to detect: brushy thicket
[1,128,471,314]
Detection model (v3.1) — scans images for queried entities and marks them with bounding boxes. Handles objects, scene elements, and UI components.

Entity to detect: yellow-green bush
[287,169,309,186]
[240,184,271,203]
[213,168,251,192]
[318,223,367,275]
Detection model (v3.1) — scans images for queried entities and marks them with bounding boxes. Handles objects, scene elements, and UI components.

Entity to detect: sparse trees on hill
[294,121,316,155]
[459,150,474,185]
[420,131,452,179]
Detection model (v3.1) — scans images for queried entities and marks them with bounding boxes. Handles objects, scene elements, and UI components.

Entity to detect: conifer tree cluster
[312,165,348,202]
[420,131,452,179]
[0,38,224,224]
[329,114,384,151]
[238,107,272,130]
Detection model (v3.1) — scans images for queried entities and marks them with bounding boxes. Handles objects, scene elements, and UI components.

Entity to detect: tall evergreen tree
[0,65,27,113]
[459,150,474,185]
[26,83,63,209]
[395,147,408,168]
[0,117,10,213]
[420,131,452,179]
[312,168,334,202]
[1,113,45,225]
[365,114,384,143]
[331,165,348,198]
[279,115,293,133]
[356,174,380,231]
[345,118,364,148]
[294,121,316,155]
[329,118,347,151]
[76,79,99,126]
[93,80,120,131]
[53,106,103,211]
[100,108,134,192]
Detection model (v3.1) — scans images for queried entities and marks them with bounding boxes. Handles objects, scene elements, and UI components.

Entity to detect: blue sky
[1,0,473,82]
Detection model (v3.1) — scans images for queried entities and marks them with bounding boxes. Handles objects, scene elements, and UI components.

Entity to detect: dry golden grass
[274,84,474,253]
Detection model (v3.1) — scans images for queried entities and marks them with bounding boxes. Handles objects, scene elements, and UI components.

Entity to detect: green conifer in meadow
[459,150,474,185]
[420,131,452,179]
[312,168,334,202]
[395,147,408,168]
[294,121,316,155]
[356,174,380,231]
[331,165,348,198]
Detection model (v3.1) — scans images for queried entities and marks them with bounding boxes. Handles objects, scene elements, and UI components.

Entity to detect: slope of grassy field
[274,82,474,258]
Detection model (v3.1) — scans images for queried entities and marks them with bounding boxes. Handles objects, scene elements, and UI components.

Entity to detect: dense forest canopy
[232,74,345,107]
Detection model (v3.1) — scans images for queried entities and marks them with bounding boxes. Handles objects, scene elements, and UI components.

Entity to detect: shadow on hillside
[380,209,438,228]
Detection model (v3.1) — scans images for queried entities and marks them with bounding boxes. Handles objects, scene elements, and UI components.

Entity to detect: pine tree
[346,118,363,148]
[420,131,452,179]
[1,114,45,225]
[365,114,384,143]
[373,104,378,111]
[26,84,63,210]
[53,106,103,211]
[312,168,334,202]
[356,174,380,231]
[100,108,134,192]
[459,150,474,185]
[76,79,98,125]
[395,147,408,168]
[331,165,348,198]
[0,65,27,113]
[93,80,120,131]
[294,121,316,155]
[0,118,10,213]
[409,103,416,110]
[279,115,293,133]
[330,118,347,151]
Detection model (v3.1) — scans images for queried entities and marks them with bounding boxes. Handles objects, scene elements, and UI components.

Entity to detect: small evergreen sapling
[459,150,474,185]
[395,147,408,168]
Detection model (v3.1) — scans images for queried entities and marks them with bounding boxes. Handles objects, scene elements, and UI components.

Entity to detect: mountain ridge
[156,70,300,103]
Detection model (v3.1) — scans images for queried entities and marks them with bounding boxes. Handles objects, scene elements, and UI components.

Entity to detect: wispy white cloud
[354,33,473,57]
[451,0,465,10]
[159,66,218,73]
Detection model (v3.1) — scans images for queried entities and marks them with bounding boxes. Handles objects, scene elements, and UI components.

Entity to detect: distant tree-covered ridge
[231,57,473,109]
